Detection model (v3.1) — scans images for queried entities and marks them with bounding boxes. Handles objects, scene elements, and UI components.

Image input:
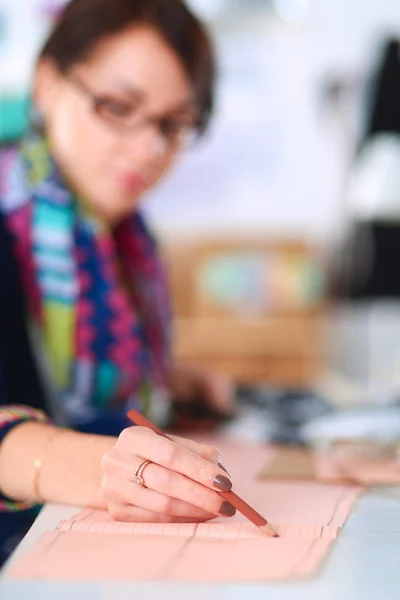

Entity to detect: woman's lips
[115,172,147,192]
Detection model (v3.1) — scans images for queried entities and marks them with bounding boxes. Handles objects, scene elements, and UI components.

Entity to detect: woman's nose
[123,123,167,163]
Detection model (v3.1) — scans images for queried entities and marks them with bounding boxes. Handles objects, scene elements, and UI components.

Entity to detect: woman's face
[35,25,197,223]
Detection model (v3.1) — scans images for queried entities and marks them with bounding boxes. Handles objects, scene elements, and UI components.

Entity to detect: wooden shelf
[162,237,326,386]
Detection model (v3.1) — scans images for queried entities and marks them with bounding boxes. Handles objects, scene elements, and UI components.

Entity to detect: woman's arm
[0,418,115,509]
[0,407,235,524]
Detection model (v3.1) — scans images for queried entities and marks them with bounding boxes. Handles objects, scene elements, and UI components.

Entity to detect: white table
[1,489,400,600]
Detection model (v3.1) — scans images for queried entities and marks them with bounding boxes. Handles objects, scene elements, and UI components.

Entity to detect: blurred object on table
[219,384,333,444]
[259,438,400,487]
[214,382,400,449]
[301,403,400,447]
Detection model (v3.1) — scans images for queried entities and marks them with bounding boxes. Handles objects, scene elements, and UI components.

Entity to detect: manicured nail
[218,463,232,478]
[213,475,232,492]
[219,501,236,518]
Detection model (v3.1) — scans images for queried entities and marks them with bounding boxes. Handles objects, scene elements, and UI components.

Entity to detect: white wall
[145,22,328,240]
[146,2,400,241]
[0,0,56,88]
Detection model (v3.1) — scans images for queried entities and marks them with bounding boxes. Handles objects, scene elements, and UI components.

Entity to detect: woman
[0,0,234,565]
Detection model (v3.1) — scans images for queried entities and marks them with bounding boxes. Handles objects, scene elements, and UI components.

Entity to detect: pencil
[127,408,279,538]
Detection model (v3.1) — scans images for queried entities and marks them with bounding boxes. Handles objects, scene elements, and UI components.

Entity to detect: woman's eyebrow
[166,100,196,115]
[109,79,195,115]
[111,80,146,101]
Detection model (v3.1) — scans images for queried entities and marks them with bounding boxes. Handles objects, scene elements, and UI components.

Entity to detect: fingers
[105,478,221,522]
[201,373,234,415]
[142,462,235,517]
[102,448,235,518]
[118,427,233,493]
[107,504,214,524]
[171,364,234,415]
[103,474,219,521]
[168,435,223,464]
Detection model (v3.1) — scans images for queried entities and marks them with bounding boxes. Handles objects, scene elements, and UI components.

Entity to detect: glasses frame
[67,73,201,155]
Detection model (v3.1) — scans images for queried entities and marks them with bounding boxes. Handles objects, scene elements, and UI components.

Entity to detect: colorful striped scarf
[0,131,171,424]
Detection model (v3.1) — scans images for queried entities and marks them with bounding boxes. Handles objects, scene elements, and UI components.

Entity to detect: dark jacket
[0,212,48,412]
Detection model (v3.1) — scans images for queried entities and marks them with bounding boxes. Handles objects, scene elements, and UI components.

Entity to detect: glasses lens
[95,98,140,129]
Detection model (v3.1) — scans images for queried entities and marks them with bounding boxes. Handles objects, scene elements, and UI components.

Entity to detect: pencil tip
[259,524,279,538]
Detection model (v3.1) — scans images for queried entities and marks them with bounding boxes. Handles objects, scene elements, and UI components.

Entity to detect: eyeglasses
[67,73,201,154]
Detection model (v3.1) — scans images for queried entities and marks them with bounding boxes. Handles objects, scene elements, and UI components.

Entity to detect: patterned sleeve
[0,406,50,512]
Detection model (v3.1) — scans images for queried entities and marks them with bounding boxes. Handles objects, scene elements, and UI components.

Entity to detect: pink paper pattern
[8,439,362,582]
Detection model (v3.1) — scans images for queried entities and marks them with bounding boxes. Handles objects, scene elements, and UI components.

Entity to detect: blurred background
[3,0,400,438]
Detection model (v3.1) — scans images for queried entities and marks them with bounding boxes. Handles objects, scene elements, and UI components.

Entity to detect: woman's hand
[101,426,235,523]
[171,363,234,416]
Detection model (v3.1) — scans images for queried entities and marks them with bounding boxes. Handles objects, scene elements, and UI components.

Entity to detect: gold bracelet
[32,429,60,503]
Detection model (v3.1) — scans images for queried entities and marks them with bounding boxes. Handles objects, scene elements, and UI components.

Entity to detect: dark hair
[39,0,216,134]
